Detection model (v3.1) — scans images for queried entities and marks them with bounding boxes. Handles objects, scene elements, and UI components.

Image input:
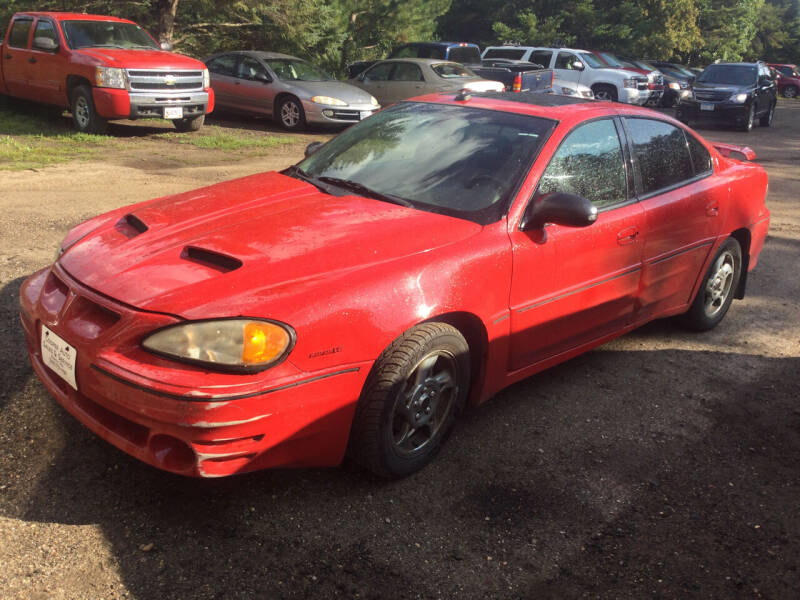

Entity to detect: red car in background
[768,63,800,98]
[20,92,770,479]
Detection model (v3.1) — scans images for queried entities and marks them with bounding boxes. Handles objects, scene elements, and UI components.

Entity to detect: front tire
[593,84,618,102]
[740,104,755,132]
[172,114,205,132]
[277,96,306,131]
[70,85,107,134]
[348,323,470,478]
[759,102,775,127]
[681,238,742,331]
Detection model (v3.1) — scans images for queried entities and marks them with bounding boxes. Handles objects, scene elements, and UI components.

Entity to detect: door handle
[4,54,11,60]
[705,201,719,217]
[617,227,639,245]
[29,57,37,64]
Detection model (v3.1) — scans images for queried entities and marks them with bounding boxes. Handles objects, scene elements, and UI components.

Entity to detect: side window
[237,56,268,81]
[537,119,627,210]
[364,62,394,81]
[392,46,416,59]
[33,20,58,45]
[207,55,238,77]
[530,50,553,67]
[555,52,578,70]
[685,132,713,175]
[8,18,33,49]
[778,66,793,77]
[626,118,695,195]
[391,63,423,82]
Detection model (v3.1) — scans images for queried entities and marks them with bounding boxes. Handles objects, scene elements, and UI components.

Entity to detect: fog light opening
[322,109,334,117]
[149,434,196,472]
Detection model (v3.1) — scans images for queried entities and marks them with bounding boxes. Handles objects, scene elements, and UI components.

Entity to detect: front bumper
[677,99,750,124]
[302,100,379,126]
[619,87,650,105]
[92,87,215,121]
[20,264,371,477]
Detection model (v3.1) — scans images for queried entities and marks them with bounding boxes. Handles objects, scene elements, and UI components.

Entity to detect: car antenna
[454,89,472,101]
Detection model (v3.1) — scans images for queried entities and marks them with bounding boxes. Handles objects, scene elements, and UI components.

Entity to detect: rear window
[8,18,33,48]
[432,63,475,78]
[447,47,481,64]
[484,48,526,60]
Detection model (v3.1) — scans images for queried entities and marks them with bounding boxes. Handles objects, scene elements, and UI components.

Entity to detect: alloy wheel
[703,250,736,318]
[281,101,300,127]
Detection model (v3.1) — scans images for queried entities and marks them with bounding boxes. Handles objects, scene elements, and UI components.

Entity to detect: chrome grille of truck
[126,70,204,93]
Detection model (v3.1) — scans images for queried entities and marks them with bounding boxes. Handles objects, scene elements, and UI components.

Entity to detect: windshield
[296,103,554,224]
[265,59,331,81]
[62,20,158,50]
[698,65,756,86]
[596,52,626,68]
[579,53,606,69]
[432,63,476,78]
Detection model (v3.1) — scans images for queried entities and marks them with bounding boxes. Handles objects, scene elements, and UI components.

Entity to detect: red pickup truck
[0,12,214,133]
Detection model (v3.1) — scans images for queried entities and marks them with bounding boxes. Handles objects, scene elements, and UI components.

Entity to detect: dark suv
[677,61,777,132]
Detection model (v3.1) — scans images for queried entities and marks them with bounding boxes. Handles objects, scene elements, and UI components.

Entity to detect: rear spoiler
[712,142,757,162]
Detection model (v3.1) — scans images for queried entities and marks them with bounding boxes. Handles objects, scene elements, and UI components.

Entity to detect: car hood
[283,80,378,104]
[75,48,206,70]
[59,172,481,316]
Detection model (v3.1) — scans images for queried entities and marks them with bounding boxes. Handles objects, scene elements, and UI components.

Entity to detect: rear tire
[348,323,470,478]
[681,238,742,331]
[759,102,775,127]
[70,85,107,134]
[783,85,797,98]
[593,84,618,102]
[172,114,205,132]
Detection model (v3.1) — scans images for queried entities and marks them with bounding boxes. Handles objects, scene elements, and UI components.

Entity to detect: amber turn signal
[242,321,291,365]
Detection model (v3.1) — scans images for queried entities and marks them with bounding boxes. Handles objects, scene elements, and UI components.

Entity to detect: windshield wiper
[317,177,414,208]
[283,165,335,194]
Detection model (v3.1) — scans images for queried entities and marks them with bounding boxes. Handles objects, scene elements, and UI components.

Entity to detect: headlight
[369,95,379,106]
[560,86,577,96]
[311,96,348,106]
[142,319,295,372]
[669,82,681,91]
[95,66,127,89]
[203,68,210,89]
[623,78,636,89]
[730,92,749,103]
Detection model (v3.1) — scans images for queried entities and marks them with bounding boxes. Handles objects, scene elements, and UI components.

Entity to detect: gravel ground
[1,103,799,599]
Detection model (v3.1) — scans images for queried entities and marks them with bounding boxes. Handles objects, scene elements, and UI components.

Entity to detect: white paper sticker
[41,325,77,391]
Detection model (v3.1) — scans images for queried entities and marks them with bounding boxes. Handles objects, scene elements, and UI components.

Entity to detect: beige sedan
[349,58,505,105]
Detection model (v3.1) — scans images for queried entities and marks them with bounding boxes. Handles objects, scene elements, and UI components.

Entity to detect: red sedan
[20,92,770,478]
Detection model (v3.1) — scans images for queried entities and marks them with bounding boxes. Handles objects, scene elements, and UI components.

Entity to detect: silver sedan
[349,58,504,105]
[204,51,380,130]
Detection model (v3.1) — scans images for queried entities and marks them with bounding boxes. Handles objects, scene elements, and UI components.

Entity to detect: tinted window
[626,118,695,195]
[237,56,268,80]
[8,18,33,48]
[62,20,158,50]
[33,20,58,45]
[448,47,481,64]
[298,102,553,225]
[697,65,757,86]
[537,119,627,209]
[555,52,579,70]
[207,55,238,76]
[484,48,526,60]
[364,62,394,81]
[530,51,553,67]
[686,132,712,175]
[391,63,423,82]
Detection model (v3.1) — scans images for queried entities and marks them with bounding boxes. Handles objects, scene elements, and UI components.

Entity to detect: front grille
[654,75,664,85]
[694,90,730,101]
[126,69,204,93]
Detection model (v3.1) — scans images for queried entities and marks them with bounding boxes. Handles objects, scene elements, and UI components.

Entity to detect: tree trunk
[158,0,180,45]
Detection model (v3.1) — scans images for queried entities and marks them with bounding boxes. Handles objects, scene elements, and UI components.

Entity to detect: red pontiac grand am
[20,92,770,478]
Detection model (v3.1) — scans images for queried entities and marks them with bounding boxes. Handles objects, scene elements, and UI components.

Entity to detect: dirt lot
[1,102,799,599]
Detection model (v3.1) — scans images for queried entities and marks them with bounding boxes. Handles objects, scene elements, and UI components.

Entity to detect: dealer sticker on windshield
[41,325,77,391]
[700,102,715,111]
[164,106,184,119]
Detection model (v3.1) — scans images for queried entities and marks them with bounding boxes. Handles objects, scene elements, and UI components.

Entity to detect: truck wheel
[172,115,205,132]
[278,96,306,131]
[592,84,618,102]
[347,322,470,478]
[783,85,797,98]
[70,85,107,134]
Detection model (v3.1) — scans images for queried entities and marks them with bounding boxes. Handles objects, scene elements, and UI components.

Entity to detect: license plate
[359,110,372,120]
[164,106,183,119]
[700,102,715,111]
[41,325,77,391]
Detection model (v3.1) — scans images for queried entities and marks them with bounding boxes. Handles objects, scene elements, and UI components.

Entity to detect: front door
[234,56,274,116]
[27,18,65,106]
[358,62,394,105]
[509,118,643,371]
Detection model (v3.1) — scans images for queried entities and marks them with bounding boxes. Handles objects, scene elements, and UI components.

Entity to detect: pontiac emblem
[164,74,177,86]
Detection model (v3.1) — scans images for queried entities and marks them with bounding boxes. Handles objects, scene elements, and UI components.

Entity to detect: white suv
[482,46,651,105]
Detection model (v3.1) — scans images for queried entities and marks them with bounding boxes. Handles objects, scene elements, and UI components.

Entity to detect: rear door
[206,54,241,110]
[2,16,34,98]
[623,117,724,319]
[509,117,643,370]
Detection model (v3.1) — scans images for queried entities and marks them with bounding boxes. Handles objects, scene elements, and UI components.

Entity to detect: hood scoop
[116,214,149,238]
[181,246,243,273]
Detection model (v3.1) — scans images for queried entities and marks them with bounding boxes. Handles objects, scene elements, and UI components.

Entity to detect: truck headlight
[143,319,295,372]
[730,93,749,103]
[311,96,348,106]
[560,86,577,96]
[95,66,127,89]
[203,68,210,89]
[623,79,637,89]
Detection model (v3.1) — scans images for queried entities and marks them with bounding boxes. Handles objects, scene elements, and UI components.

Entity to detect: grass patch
[167,130,299,152]
[0,106,112,170]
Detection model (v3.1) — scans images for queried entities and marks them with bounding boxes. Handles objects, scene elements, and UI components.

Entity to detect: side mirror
[33,37,58,52]
[255,72,271,83]
[160,41,173,52]
[572,61,585,71]
[305,141,323,157]
[358,72,367,82]
[520,192,597,234]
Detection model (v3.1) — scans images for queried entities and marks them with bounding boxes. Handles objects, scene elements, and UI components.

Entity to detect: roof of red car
[13,12,135,24]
